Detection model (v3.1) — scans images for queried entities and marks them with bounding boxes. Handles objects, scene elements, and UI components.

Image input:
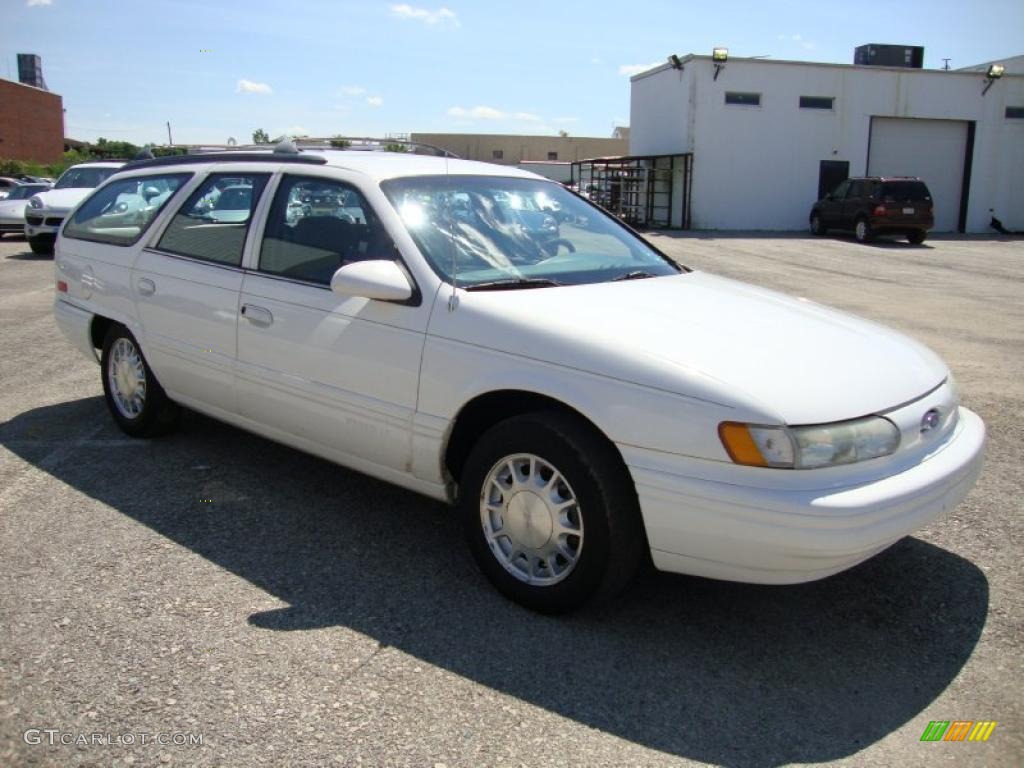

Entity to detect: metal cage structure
[571,154,692,229]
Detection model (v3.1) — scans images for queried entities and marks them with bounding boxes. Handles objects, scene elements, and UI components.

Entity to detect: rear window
[877,181,931,202]
[63,173,192,246]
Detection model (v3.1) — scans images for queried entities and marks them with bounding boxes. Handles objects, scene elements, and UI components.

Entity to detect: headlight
[28,196,43,209]
[719,416,900,469]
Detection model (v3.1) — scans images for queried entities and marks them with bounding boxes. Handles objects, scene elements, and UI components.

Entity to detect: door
[235,173,430,473]
[818,178,851,226]
[132,172,271,414]
[817,160,849,201]
[868,117,968,231]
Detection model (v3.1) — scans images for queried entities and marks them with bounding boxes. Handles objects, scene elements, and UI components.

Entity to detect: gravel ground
[0,231,1020,768]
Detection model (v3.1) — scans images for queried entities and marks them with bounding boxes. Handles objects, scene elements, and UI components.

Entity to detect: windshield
[55,167,119,190]
[215,187,251,210]
[382,176,681,288]
[5,185,47,200]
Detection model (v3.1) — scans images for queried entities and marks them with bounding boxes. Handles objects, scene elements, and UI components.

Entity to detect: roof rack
[182,136,460,159]
[120,151,328,172]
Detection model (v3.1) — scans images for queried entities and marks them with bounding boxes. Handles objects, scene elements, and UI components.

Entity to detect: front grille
[44,216,64,227]
[25,214,43,225]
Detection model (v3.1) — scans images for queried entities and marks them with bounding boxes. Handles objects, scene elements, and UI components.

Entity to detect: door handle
[137,278,156,296]
[241,304,273,327]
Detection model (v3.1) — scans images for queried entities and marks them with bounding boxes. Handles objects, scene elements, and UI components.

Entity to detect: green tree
[330,135,351,149]
[252,128,270,144]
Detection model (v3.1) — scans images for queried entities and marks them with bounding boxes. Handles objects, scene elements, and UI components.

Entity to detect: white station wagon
[52,144,986,613]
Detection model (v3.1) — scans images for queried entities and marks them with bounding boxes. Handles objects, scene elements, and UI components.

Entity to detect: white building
[629,53,1024,232]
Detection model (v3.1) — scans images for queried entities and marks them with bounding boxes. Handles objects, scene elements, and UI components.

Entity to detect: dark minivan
[810,176,933,244]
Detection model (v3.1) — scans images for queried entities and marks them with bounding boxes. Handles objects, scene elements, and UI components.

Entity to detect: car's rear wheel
[100,324,178,437]
[28,236,54,255]
[459,411,645,614]
[809,214,827,236]
[854,217,874,244]
[907,230,927,245]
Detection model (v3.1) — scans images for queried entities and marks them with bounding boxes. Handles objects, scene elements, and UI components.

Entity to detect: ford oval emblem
[921,408,941,433]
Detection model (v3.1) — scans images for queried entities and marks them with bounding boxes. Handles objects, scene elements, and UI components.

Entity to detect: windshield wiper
[465,277,563,291]
[612,270,658,281]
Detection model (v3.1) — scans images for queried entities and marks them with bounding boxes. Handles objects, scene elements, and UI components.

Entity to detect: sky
[4,0,1023,147]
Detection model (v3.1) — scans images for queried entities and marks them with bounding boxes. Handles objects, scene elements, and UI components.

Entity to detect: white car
[52,146,986,613]
[0,183,51,236]
[25,161,124,254]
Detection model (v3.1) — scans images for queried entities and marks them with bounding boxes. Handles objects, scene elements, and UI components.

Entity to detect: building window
[800,96,834,110]
[492,149,504,159]
[547,151,558,161]
[725,92,761,107]
[1006,106,1024,119]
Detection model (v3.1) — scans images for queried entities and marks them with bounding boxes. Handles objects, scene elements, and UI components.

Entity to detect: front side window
[157,174,270,266]
[63,173,191,246]
[54,166,120,190]
[382,175,681,288]
[258,176,396,285]
[830,180,852,198]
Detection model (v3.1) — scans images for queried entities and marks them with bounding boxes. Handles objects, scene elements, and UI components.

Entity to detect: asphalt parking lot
[1,231,1021,767]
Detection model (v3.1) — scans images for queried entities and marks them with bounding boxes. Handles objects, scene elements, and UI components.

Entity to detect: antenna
[446,152,458,311]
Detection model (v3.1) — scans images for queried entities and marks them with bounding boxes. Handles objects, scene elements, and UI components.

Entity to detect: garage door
[868,117,968,232]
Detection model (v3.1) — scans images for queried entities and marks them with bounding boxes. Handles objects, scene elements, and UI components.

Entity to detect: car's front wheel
[809,213,827,236]
[100,324,178,437]
[459,411,645,614]
[854,217,875,244]
[28,236,54,255]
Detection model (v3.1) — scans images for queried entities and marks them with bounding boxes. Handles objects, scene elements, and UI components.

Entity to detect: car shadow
[1,398,989,768]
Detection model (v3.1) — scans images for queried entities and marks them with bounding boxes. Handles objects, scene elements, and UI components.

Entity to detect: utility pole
[166,121,173,146]
[942,58,951,71]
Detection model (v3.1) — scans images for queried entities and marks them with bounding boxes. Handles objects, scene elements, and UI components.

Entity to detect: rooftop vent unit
[854,44,924,69]
[17,53,47,89]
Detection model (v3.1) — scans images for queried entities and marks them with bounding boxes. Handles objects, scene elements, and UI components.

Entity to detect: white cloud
[553,116,580,124]
[513,111,541,122]
[591,57,601,65]
[390,4,459,26]
[283,125,308,136]
[340,85,366,96]
[27,0,53,6]
[366,96,384,107]
[448,105,505,120]
[236,79,272,94]
[618,62,660,76]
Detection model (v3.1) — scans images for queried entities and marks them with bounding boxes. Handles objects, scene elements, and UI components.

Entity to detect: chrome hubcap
[480,454,583,586]
[856,221,867,239]
[108,338,146,418]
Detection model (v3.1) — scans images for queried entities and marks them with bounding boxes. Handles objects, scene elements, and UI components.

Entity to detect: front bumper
[627,407,986,584]
[24,211,66,240]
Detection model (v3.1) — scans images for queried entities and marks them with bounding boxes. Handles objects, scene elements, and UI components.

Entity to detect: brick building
[0,77,64,164]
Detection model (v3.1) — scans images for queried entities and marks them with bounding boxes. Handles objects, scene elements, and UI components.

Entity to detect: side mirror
[330,260,413,302]
[142,186,161,201]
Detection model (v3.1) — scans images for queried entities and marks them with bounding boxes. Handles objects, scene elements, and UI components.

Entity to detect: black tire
[854,217,874,244]
[459,411,645,614]
[100,323,178,437]
[809,213,827,236]
[907,230,927,245]
[28,236,54,255]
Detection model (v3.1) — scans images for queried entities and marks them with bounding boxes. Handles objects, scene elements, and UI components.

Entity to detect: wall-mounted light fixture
[983,62,1005,95]
[712,47,728,80]
[667,54,683,70]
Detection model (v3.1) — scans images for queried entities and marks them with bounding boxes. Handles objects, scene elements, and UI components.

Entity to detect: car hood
[435,272,947,424]
[32,187,93,211]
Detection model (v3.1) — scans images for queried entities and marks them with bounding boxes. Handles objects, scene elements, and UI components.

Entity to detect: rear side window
[63,174,191,246]
[157,173,270,266]
[258,175,396,285]
[879,181,931,202]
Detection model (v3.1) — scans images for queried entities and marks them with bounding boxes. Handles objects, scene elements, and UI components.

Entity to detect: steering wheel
[540,238,576,258]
